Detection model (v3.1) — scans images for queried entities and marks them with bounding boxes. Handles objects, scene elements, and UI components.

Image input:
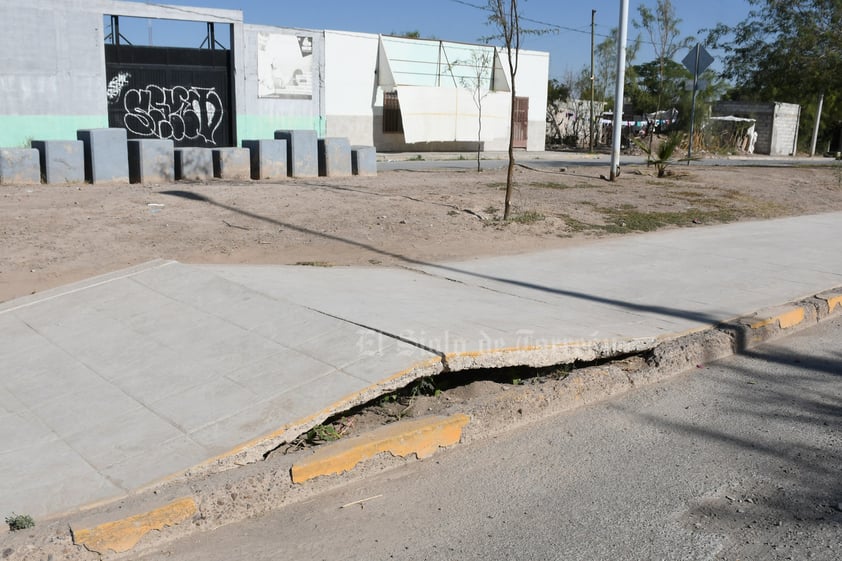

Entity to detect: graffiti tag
[106,72,131,103]
[123,85,224,145]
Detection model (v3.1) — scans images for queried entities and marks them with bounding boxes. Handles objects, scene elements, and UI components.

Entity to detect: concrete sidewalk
[2,212,842,520]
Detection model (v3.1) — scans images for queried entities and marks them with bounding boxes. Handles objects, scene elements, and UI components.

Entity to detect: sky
[118,0,753,80]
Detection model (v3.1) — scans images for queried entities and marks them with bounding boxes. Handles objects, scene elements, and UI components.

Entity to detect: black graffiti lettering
[123,85,224,145]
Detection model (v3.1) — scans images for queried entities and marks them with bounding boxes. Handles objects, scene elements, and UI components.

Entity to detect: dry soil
[4,161,842,304]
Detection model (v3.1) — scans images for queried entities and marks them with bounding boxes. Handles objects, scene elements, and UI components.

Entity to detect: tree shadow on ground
[160,188,729,325]
[616,330,842,545]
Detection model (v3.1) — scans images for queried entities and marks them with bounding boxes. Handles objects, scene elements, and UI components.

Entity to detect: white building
[0,0,549,152]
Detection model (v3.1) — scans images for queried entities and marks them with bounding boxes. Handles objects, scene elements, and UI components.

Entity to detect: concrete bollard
[274,130,318,177]
[213,147,251,180]
[127,139,174,184]
[0,148,42,185]
[351,146,377,177]
[77,128,129,184]
[241,139,287,180]
[31,140,85,184]
[318,138,352,177]
[174,148,213,181]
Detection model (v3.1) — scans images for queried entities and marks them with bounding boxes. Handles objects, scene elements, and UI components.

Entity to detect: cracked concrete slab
[2,212,842,520]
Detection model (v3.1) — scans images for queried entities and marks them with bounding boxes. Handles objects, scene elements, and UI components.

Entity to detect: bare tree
[486,0,522,220]
[635,0,693,146]
[458,50,494,172]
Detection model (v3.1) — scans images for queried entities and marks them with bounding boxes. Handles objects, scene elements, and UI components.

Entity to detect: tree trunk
[477,104,483,172]
[503,75,517,219]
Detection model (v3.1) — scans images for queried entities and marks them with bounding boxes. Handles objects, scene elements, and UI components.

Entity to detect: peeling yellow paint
[825,294,842,313]
[72,497,196,554]
[749,307,804,330]
[291,414,470,483]
[445,341,589,360]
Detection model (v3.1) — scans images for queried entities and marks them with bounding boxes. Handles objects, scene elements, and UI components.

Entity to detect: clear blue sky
[119,0,751,79]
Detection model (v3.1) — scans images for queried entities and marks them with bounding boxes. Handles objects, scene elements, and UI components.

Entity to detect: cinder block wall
[771,102,800,156]
[713,101,774,155]
[713,100,800,156]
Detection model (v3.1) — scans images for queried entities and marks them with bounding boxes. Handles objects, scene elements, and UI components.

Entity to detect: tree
[706,0,842,148]
[458,50,494,172]
[594,28,641,107]
[486,0,523,220]
[482,0,554,219]
[627,59,691,114]
[633,0,693,157]
[634,0,694,115]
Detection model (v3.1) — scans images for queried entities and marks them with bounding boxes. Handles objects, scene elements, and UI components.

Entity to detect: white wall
[324,30,379,146]
[500,48,550,151]
[238,24,326,141]
[0,0,550,152]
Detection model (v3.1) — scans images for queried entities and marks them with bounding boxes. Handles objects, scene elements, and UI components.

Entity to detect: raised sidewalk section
[1,212,841,520]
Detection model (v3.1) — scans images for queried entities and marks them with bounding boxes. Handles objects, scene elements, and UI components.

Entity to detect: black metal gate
[105,44,234,148]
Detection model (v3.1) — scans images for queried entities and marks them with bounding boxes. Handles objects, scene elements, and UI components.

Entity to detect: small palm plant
[635,133,683,178]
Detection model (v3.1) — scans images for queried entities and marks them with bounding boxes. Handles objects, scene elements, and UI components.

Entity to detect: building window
[383,91,403,133]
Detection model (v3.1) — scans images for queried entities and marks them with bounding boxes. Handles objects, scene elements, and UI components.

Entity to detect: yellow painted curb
[749,307,804,330]
[824,294,842,314]
[73,497,197,554]
[291,414,470,484]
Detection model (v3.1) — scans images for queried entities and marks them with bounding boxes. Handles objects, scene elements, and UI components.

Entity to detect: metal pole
[810,93,824,157]
[609,0,629,180]
[589,9,596,153]
[207,22,216,50]
[111,15,120,46]
[687,44,700,165]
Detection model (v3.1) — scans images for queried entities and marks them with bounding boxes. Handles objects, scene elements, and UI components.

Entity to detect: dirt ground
[3,160,842,304]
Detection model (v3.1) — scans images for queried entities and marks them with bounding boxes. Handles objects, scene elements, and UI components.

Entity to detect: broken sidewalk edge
[71,497,197,555]
[290,413,470,483]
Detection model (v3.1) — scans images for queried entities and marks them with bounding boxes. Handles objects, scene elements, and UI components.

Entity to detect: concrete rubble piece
[1,212,842,524]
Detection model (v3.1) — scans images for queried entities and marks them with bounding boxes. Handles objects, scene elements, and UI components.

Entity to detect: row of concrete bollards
[0,128,376,185]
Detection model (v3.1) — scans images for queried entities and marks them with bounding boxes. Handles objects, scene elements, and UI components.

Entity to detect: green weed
[304,424,341,444]
[6,513,34,531]
[509,211,545,224]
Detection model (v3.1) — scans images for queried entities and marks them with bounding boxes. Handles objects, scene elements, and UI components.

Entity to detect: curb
[747,305,805,330]
[290,414,470,484]
[819,290,842,313]
[71,497,197,554]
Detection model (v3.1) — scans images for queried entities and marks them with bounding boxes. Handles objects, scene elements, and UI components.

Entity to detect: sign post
[682,44,713,164]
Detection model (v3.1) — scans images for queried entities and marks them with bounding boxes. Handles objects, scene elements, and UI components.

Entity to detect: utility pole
[687,44,701,165]
[590,9,596,153]
[609,0,629,181]
[810,93,824,157]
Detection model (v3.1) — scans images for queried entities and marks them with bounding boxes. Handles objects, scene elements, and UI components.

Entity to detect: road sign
[683,44,713,167]
[682,44,714,75]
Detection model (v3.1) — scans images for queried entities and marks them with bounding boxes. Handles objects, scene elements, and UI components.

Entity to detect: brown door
[513,96,529,149]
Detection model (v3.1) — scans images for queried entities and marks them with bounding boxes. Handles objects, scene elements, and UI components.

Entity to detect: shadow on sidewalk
[161,189,725,325]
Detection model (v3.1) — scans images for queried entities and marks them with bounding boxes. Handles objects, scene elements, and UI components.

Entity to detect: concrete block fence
[0,128,375,185]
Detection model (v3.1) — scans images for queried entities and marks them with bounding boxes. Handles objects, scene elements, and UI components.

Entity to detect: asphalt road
[378,153,840,172]
[138,317,842,561]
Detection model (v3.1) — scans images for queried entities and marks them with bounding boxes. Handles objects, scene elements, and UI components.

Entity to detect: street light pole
[609,0,629,181]
[590,9,596,153]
